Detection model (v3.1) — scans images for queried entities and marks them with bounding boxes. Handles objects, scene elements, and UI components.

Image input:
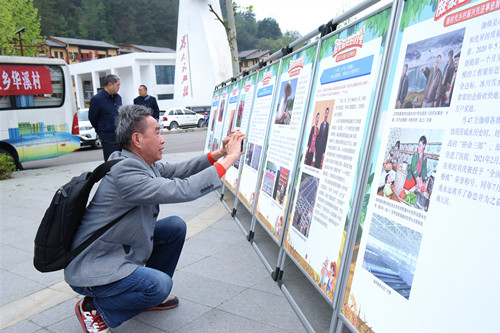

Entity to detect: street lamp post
[15,27,25,56]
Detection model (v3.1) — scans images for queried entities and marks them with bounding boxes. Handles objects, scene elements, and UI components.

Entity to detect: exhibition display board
[223,74,258,193]
[221,82,241,139]
[204,88,221,153]
[207,0,500,331]
[341,1,500,332]
[253,44,319,242]
[283,8,392,302]
[237,62,281,210]
[208,85,229,152]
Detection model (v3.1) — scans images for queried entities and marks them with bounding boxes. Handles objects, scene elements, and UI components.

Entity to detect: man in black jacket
[89,74,122,161]
[134,85,160,121]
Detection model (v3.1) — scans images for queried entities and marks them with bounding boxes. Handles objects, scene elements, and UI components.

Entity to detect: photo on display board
[304,100,334,169]
[227,107,236,136]
[210,137,219,153]
[291,173,320,238]
[377,127,444,212]
[233,154,241,169]
[395,27,465,109]
[245,142,262,171]
[235,97,245,128]
[206,132,213,151]
[275,78,298,125]
[250,144,262,170]
[272,166,289,206]
[262,161,278,197]
[218,100,225,122]
[361,213,423,300]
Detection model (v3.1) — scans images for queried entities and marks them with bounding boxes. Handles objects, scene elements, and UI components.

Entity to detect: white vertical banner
[175,0,232,107]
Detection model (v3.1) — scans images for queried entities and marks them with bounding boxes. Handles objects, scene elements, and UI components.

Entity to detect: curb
[160,127,207,135]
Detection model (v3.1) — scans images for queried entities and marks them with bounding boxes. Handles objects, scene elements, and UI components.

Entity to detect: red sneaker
[75,297,110,332]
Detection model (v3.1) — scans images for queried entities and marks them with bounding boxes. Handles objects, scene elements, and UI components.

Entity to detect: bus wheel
[0,148,22,170]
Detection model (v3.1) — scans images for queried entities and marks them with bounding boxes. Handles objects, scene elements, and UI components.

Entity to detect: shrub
[0,153,17,180]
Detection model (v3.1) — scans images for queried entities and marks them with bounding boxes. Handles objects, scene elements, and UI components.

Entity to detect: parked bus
[0,56,80,169]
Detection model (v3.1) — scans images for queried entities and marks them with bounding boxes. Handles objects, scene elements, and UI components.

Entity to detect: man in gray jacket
[66,104,244,333]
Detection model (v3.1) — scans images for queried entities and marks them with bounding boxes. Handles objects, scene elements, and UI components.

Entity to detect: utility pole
[208,1,240,76]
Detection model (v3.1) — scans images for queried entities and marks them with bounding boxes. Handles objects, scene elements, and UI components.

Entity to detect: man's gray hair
[104,74,120,86]
[115,105,153,149]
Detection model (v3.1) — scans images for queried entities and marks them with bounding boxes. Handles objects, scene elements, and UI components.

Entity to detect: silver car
[77,109,101,149]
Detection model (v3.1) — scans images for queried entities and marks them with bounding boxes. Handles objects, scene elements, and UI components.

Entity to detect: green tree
[281,30,301,47]
[235,9,258,51]
[0,0,44,56]
[79,0,107,41]
[257,17,281,39]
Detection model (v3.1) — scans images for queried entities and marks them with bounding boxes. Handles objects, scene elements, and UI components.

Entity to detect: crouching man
[65,104,245,332]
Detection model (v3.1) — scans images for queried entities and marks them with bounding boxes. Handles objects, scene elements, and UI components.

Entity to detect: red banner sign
[0,65,53,96]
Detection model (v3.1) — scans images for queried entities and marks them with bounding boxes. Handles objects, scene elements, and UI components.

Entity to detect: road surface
[22,129,208,170]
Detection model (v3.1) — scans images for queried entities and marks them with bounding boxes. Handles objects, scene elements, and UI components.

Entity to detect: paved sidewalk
[0,151,335,332]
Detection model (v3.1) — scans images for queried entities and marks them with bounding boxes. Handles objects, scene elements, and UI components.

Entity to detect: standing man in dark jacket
[134,85,160,121]
[89,74,122,161]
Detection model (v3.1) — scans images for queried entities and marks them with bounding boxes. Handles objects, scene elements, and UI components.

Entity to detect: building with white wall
[69,52,177,110]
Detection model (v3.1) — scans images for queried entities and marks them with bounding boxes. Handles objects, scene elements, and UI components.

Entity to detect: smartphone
[241,141,244,152]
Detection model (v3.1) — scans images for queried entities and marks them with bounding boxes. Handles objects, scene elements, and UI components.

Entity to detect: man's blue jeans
[71,216,186,328]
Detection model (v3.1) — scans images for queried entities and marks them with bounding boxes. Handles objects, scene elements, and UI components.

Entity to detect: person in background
[133,85,160,121]
[443,52,460,107]
[67,104,245,333]
[395,64,409,109]
[405,135,427,191]
[89,74,122,161]
[421,55,442,108]
[439,50,454,107]
[305,113,320,166]
[275,82,292,124]
[314,107,330,169]
[391,140,400,168]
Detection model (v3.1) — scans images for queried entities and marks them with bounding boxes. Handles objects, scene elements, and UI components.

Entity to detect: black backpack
[34,159,128,273]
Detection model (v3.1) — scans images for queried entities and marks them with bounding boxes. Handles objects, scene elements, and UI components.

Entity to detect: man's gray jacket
[64,149,221,287]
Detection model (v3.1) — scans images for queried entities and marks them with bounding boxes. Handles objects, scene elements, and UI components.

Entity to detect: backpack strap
[70,208,132,262]
[89,158,123,183]
[68,157,131,263]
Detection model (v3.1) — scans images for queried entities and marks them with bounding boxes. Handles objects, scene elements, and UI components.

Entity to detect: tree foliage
[234,6,301,53]
[257,17,281,39]
[32,0,178,48]
[0,0,44,56]
[7,0,298,54]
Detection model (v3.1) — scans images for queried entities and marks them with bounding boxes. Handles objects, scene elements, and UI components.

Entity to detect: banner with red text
[0,65,53,96]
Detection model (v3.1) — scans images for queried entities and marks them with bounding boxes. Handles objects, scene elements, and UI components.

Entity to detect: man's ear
[131,132,141,148]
